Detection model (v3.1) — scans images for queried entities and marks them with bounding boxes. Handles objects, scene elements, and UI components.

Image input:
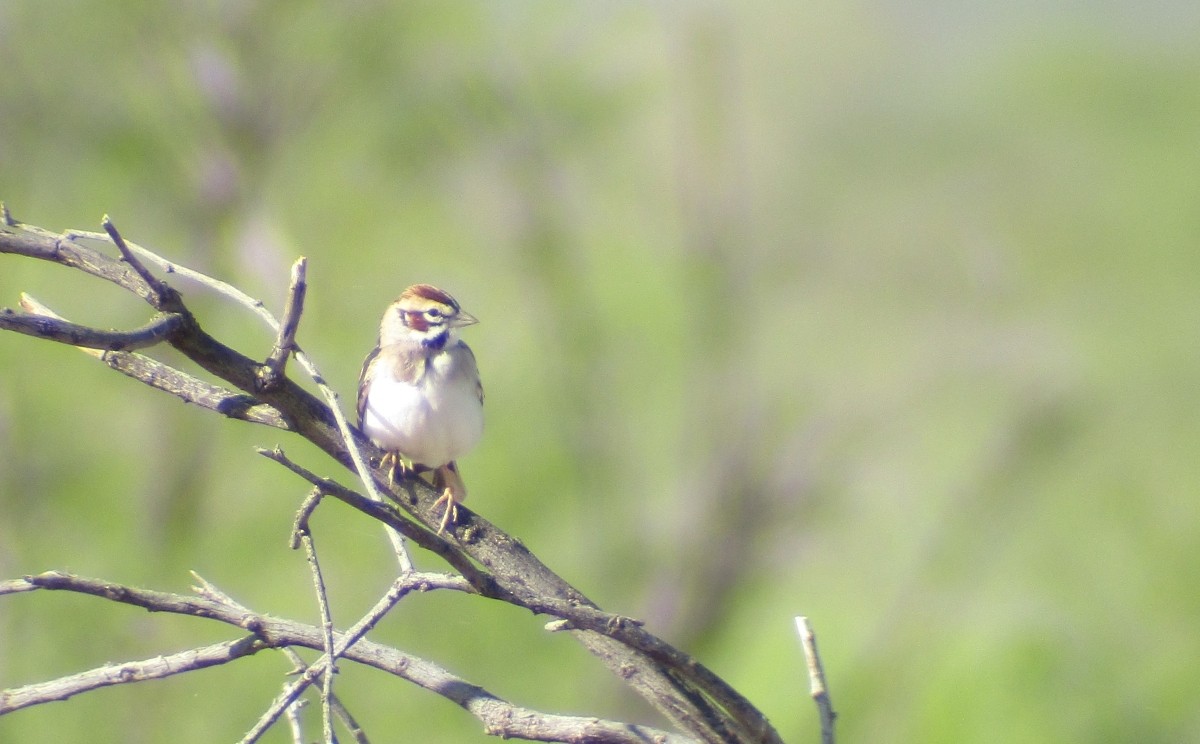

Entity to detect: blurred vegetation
[3,1,1200,742]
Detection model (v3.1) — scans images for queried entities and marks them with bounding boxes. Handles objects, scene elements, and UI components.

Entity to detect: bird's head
[379,284,477,349]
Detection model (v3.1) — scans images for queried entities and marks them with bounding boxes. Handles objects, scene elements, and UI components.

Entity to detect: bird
[356,284,484,535]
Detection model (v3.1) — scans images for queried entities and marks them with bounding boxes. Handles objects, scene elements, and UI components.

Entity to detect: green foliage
[3,1,1200,741]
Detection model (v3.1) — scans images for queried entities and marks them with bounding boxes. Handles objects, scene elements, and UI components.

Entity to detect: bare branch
[0,307,184,351]
[71,228,415,571]
[284,697,308,744]
[518,596,770,743]
[270,442,766,744]
[103,350,293,428]
[238,571,414,744]
[796,616,836,744]
[290,487,326,550]
[257,447,490,590]
[290,488,347,742]
[294,489,338,744]
[0,579,39,595]
[16,294,290,430]
[64,229,284,329]
[102,215,172,308]
[0,636,266,714]
[190,571,253,613]
[8,572,692,743]
[259,256,308,392]
[1,216,786,744]
[0,218,169,307]
[6,222,347,449]
[279,648,372,744]
[327,695,370,744]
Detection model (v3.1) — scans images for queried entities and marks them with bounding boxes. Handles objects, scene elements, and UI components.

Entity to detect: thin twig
[3,219,786,743]
[0,307,184,351]
[101,215,171,307]
[17,294,290,429]
[62,229,281,327]
[280,649,371,744]
[258,447,493,593]
[290,488,325,550]
[326,695,367,744]
[189,571,252,613]
[8,572,692,743]
[0,579,39,595]
[66,228,414,571]
[260,257,308,391]
[260,447,764,743]
[290,488,342,742]
[238,574,419,744]
[298,378,414,571]
[0,636,266,714]
[189,568,369,741]
[796,616,836,744]
[294,488,338,744]
[284,697,307,744]
[265,447,429,545]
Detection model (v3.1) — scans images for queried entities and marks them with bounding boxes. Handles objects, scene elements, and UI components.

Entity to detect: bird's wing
[356,343,382,428]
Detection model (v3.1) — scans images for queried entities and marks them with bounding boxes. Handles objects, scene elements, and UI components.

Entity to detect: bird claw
[431,462,467,536]
[380,452,411,487]
[432,489,459,535]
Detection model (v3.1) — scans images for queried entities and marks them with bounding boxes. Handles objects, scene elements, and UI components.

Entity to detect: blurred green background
[2,1,1199,742]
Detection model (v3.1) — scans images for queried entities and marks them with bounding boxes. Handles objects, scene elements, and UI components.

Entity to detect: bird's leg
[431,461,466,535]
[380,451,397,485]
[380,451,411,487]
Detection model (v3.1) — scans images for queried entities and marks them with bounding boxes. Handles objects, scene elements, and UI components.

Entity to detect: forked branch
[0,211,786,744]
[1,573,689,744]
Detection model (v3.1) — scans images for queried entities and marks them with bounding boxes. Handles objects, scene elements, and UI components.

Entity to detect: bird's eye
[426,308,443,319]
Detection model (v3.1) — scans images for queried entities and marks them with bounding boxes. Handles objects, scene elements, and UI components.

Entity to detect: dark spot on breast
[423,330,449,350]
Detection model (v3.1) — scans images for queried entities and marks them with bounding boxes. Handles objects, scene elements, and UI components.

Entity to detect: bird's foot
[432,488,460,535]
[380,452,411,487]
[431,462,467,535]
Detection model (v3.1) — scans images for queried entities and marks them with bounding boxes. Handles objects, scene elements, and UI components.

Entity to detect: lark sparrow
[356,284,484,535]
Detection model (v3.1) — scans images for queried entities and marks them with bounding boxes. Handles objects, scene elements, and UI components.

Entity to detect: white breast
[362,349,483,467]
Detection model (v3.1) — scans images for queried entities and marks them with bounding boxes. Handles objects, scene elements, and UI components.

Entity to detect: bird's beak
[453,310,479,328]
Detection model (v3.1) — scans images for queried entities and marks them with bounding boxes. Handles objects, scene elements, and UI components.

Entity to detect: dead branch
[796,617,836,744]
[0,212,784,743]
[0,636,267,714]
[2,572,690,744]
[279,647,371,744]
[0,307,184,350]
[259,256,308,391]
[102,215,172,306]
[15,293,292,429]
[292,487,338,743]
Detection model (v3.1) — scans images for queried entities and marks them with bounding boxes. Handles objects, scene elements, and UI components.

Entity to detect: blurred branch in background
[5,4,1200,742]
[0,211,800,743]
[642,9,798,650]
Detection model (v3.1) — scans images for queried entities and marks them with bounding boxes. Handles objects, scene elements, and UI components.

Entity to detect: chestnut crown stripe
[402,283,460,310]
